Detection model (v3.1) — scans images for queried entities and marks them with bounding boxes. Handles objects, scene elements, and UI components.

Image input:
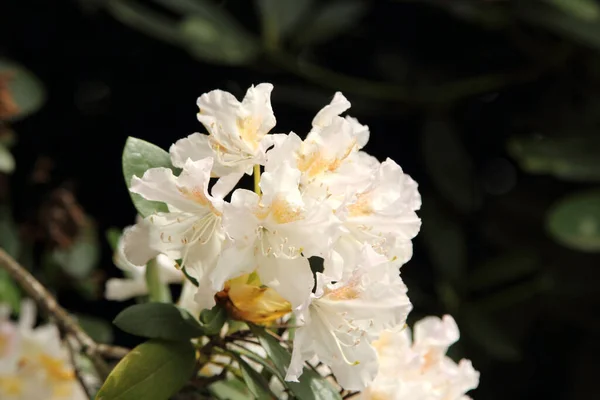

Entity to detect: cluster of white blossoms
[0,301,88,400]
[120,83,478,395]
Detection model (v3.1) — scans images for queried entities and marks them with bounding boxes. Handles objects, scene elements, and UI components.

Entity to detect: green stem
[253,165,261,195]
[145,258,172,303]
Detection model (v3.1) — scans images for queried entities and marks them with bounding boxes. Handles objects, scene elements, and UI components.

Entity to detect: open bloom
[212,161,339,309]
[327,158,422,280]
[0,301,87,400]
[122,157,225,309]
[105,227,182,301]
[286,246,412,391]
[361,315,479,400]
[170,83,278,197]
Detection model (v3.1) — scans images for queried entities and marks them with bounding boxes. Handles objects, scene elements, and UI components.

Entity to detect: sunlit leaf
[106,227,122,252]
[199,305,227,336]
[0,59,46,121]
[208,379,253,400]
[96,339,195,400]
[422,116,482,212]
[145,258,172,303]
[52,218,100,279]
[294,0,366,46]
[546,190,600,252]
[122,137,173,217]
[113,303,204,341]
[231,353,276,399]
[0,144,15,174]
[508,134,600,182]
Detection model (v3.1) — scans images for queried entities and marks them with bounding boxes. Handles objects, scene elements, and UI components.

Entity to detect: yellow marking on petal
[326,277,362,301]
[0,376,22,395]
[346,192,373,217]
[255,195,303,224]
[39,354,75,382]
[237,116,262,150]
[297,139,357,178]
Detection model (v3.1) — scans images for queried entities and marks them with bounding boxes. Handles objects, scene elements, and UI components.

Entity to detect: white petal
[222,189,260,244]
[18,299,36,331]
[240,83,276,137]
[197,89,241,144]
[285,326,315,382]
[210,245,256,292]
[169,132,214,169]
[178,280,203,320]
[211,171,245,199]
[413,314,460,350]
[312,92,351,129]
[122,219,160,267]
[329,338,378,391]
[345,116,369,149]
[156,254,184,284]
[105,278,148,301]
[257,255,314,309]
[260,161,302,206]
[130,167,200,213]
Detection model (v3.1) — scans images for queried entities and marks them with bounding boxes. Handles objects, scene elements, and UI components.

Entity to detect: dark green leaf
[546,190,600,252]
[0,144,15,173]
[294,0,366,46]
[77,314,114,344]
[250,325,342,400]
[420,199,467,285]
[95,339,195,400]
[257,0,313,45]
[113,303,204,341]
[469,252,539,290]
[52,218,100,279]
[0,204,21,258]
[508,134,600,182]
[122,137,173,217]
[422,116,482,212]
[199,305,227,336]
[0,269,21,313]
[178,3,259,66]
[230,353,276,399]
[546,0,600,21]
[0,59,46,121]
[106,227,122,252]
[208,379,253,400]
[460,306,521,361]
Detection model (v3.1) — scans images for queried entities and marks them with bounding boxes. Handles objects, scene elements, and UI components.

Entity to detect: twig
[0,248,110,379]
[96,344,130,359]
[63,333,95,400]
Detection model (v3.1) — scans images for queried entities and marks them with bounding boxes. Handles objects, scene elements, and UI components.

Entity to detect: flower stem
[145,258,172,303]
[253,164,261,195]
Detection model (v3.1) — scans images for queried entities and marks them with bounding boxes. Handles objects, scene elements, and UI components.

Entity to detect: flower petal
[169,132,214,169]
[257,255,314,309]
[105,278,148,301]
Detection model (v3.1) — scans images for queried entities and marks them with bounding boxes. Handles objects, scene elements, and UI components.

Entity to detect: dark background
[2,0,600,399]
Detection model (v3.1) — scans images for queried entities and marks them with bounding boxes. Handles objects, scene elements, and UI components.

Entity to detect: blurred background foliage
[2,0,600,399]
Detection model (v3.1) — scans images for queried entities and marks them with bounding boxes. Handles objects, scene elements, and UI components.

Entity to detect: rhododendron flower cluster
[118,83,478,395]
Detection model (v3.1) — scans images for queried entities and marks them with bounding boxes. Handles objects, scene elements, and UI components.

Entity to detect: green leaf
[250,325,342,400]
[421,116,482,212]
[546,190,600,252]
[208,379,253,400]
[0,204,21,258]
[508,134,600,182]
[294,0,366,46]
[0,144,15,173]
[519,2,600,50]
[460,306,521,361]
[113,303,204,341]
[145,258,173,303]
[199,305,227,336]
[77,314,114,344]
[106,227,122,252]
[0,59,46,121]
[231,353,276,399]
[469,252,539,290]
[122,137,173,217]
[546,0,600,21]
[178,3,259,66]
[256,0,313,45]
[52,218,100,279]
[95,339,196,400]
[0,269,21,313]
[107,0,182,45]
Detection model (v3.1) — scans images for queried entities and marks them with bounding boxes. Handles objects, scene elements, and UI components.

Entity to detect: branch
[0,248,110,379]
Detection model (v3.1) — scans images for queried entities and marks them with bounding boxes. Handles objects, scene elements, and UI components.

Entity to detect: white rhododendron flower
[105,228,182,301]
[170,83,278,197]
[122,157,225,309]
[213,161,339,308]
[0,301,87,400]
[286,247,412,390]
[361,315,479,400]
